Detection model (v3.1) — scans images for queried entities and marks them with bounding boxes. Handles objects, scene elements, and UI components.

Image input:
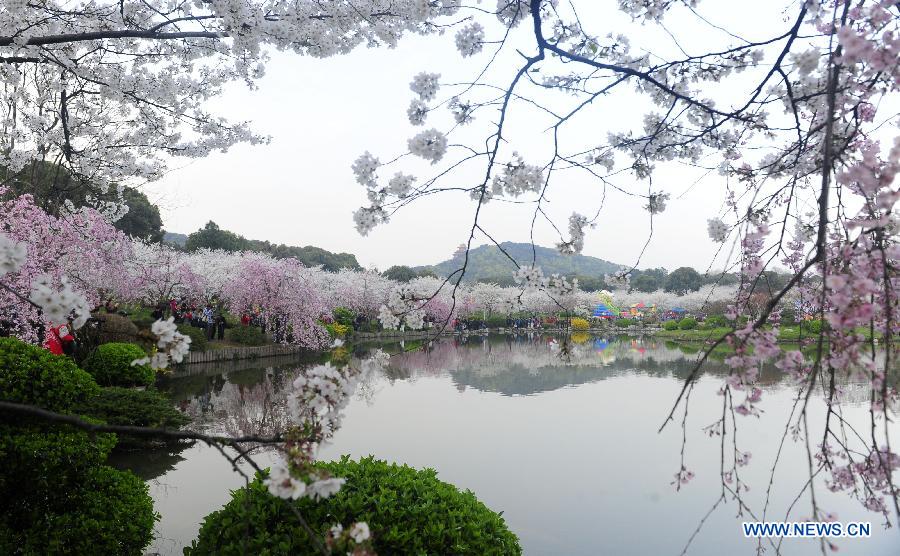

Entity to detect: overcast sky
[147,0,799,273]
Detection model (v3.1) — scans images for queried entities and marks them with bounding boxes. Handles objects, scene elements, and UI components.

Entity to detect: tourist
[216,315,226,340]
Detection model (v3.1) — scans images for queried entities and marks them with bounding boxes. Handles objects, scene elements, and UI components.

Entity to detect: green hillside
[417,242,621,285]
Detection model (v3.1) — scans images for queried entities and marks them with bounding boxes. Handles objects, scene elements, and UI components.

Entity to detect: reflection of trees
[108,443,193,482]
[156,336,884,432]
[386,334,865,397]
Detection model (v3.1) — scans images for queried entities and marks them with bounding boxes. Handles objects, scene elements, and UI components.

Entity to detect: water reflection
[116,334,899,555]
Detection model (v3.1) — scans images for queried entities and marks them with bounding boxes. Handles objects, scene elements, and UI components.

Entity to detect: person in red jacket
[44,324,75,356]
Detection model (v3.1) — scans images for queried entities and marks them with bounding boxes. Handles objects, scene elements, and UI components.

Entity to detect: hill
[417,242,622,285]
[163,232,188,247]
[179,221,361,271]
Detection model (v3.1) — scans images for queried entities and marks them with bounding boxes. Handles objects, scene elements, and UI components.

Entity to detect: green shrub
[14,465,156,556]
[73,387,189,446]
[779,307,798,325]
[678,317,698,330]
[484,315,509,328]
[178,324,208,352]
[0,338,156,555]
[663,320,679,331]
[82,342,154,386]
[802,319,825,334]
[187,456,521,555]
[0,337,100,412]
[616,318,636,327]
[704,315,729,329]
[333,307,355,327]
[226,325,267,346]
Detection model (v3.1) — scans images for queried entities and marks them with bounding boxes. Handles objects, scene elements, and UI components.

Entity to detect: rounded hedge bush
[82,342,154,386]
[14,465,156,555]
[177,324,208,352]
[662,320,679,331]
[678,317,698,330]
[0,337,100,412]
[0,338,156,555]
[187,456,522,555]
[703,315,729,329]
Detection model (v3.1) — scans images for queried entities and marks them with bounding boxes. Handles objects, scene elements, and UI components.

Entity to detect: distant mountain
[163,232,187,247]
[417,242,622,284]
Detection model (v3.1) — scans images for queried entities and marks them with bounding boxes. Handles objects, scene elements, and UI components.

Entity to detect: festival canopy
[592,304,615,318]
[670,307,686,313]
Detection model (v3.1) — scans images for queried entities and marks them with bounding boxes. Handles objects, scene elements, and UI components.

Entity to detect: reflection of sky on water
[117,334,900,556]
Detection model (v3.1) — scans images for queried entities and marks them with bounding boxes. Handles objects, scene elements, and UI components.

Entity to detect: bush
[333,307,355,327]
[12,465,156,555]
[82,342,154,386]
[615,318,636,327]
[0,337,100,412]
[325,322,350,338]
[703,315,729,329]
[802,319,825,334]
[0,338,156,555]
[178,323,208,352]
[484,315,509,328]
[73,387,189,446]
[570,317,590,331]
[678,317,698,330]
[96,313,141,344]
[663,320,679,331]
[226,325,268,346]
[187,456,521,555]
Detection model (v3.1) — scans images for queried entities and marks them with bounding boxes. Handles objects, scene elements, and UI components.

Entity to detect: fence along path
[183,344,303,364]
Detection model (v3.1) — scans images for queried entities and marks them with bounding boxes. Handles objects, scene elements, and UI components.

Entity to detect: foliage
[226,325,268,346]
[615,318,637,327]
[325,322,350,338]
[381,265,419,282]
[183,221,361,271]
[0,161,164,242]
[664,267,703,295]
[332,307,355,327]
[82,342,155,387]
[570,317,589,331]
[678,317,698,330]
[703,315,730,329]
[2,465,156,556]
[631,273,661,293]
[178,324,208,352]
[0,338,155,555]
[96,313,141,344]
[185,221,249,252]
[186,456,521,555]
[0,337,100,411]
[802,319,825,334]
[663,320,679,331]
[72,387,189,439]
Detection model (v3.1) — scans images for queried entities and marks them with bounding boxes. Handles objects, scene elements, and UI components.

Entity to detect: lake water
[114,333,900,555]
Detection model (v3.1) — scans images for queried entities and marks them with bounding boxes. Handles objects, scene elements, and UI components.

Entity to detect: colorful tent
[592,304,615,318]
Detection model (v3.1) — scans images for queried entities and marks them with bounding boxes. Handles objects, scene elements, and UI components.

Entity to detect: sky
[146,0,797,273]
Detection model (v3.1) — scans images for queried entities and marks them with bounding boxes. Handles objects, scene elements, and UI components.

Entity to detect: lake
[113,333,900,555]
